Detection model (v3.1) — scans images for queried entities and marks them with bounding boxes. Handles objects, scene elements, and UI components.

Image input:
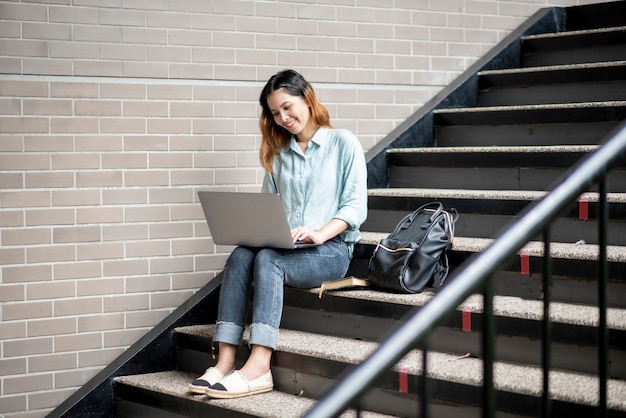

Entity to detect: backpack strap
[433,252,450,291]
[443,208,459,245]
[394,202,444,234]
[435,208,458,290]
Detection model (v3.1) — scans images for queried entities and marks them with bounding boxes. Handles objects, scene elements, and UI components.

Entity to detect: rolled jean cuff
[213,321,244,346]
[249,322,278,350]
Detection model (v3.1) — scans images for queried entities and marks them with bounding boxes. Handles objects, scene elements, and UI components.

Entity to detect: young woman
[189,69,368,399]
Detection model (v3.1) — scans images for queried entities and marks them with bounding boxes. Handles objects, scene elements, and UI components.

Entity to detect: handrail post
[421,344,428,418]
[482,275,495,418]
[598,177,608,418]
[542,229,552,418]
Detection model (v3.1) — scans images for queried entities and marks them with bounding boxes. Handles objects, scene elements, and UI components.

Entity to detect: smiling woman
[268,89,314,152]
[259,70,334,169]
[189,69,368,399]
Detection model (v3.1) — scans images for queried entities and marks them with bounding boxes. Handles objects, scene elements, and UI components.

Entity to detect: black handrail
[304,120,626,418]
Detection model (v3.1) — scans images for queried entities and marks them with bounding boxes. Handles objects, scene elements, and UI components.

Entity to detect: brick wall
[0,0,598,416]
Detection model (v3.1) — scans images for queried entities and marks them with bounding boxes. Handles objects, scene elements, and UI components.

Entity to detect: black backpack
[367,202,458,293]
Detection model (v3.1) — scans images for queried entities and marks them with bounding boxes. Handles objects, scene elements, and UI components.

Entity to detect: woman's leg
[240,237,350,380]
[238,344,273,380]
[213,246,258,373]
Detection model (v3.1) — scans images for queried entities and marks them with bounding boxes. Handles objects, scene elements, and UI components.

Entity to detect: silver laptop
[198,191,320,249]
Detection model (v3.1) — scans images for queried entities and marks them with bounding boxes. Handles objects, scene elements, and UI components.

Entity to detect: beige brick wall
[0,0,600,416]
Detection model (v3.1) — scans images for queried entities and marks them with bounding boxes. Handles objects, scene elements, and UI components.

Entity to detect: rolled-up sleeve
[335,131,368,233]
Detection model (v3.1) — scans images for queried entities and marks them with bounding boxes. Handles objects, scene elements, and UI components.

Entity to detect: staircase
[50,2,626,417]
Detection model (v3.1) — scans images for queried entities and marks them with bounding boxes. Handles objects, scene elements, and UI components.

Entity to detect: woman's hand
[291,227,325,245]
[290,219,349,245]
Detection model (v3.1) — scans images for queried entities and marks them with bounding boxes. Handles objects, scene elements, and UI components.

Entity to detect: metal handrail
[304,119,626,418]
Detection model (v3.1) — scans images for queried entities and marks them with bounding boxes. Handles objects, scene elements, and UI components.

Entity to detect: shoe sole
[189,384,211,395]
[205,385,273,399]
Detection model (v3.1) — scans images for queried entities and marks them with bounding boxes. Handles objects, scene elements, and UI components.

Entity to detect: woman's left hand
[291,227,325,245]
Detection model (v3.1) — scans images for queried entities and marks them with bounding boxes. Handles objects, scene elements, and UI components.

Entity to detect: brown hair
[258,69,333,173]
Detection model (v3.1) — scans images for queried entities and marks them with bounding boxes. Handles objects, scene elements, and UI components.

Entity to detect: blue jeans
[214,237,350,350]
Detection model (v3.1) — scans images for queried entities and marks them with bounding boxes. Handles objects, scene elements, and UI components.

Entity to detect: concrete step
[477,61,626,106]
[350,230,626,309]
[384,145,626,192]
[114,370,392,418]
[282,251,626,380]
[164,326,626,417]
[433,101,626,147]
[521,25,626,67]
[364,187,626,245]
[434,102,626,126]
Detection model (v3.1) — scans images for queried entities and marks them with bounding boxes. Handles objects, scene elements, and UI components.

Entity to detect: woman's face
[266,88,313,139]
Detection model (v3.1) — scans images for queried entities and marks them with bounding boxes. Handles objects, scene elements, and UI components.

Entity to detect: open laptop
[197,191,321,249]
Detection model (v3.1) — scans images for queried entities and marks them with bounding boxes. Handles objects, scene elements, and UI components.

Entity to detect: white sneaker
[205,370,273,399]
[189,367,230,394]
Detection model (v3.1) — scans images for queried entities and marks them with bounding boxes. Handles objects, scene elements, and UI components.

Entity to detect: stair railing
[304,119,626,418]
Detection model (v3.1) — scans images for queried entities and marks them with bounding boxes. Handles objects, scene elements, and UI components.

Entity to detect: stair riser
[472,270,626,309]
[478,81,626,107]
[387,150,592,168]
[387,167,568,190]
[116,398,191,418]
[521,27,626,67]
[435,105,626,126]
[566,3,626,31]
[115,385,252,418]
[479,65,626,88]
[449,251,626,292]
[387,166,626,193]
[523,44,626,67]
[435,122,621,147]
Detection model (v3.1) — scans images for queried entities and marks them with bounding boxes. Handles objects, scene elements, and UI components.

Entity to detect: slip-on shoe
[189,367,231,394]
[205,370,273,399]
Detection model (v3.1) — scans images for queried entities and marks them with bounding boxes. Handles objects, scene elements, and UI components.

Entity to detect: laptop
[197,191,321,249]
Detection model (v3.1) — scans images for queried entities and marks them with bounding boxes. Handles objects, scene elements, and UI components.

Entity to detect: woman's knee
[253,248,285,275]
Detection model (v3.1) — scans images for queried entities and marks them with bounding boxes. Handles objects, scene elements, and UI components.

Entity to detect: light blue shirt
[261,127,368,255]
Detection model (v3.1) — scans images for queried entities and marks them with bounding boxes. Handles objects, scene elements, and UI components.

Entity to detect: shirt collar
[287,127,328,154]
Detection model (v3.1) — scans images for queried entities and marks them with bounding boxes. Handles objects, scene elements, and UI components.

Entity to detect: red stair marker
[520,250,530,275]
[399,368,408,393]
[579,196,589,220]
[462,307,472,332]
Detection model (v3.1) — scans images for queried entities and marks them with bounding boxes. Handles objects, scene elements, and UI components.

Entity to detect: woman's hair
[258,69,333,173]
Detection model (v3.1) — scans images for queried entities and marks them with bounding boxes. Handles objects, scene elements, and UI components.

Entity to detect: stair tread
[172,326,626,410]
[115,370,392,418]
[477,60,626,95]
[522,24,626,41]
[434,100,626,115]
[367,187,626,203]
[433,101,626,128]
[387,145,599,153]
[479,60,626,77]
[360,231,626,263]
